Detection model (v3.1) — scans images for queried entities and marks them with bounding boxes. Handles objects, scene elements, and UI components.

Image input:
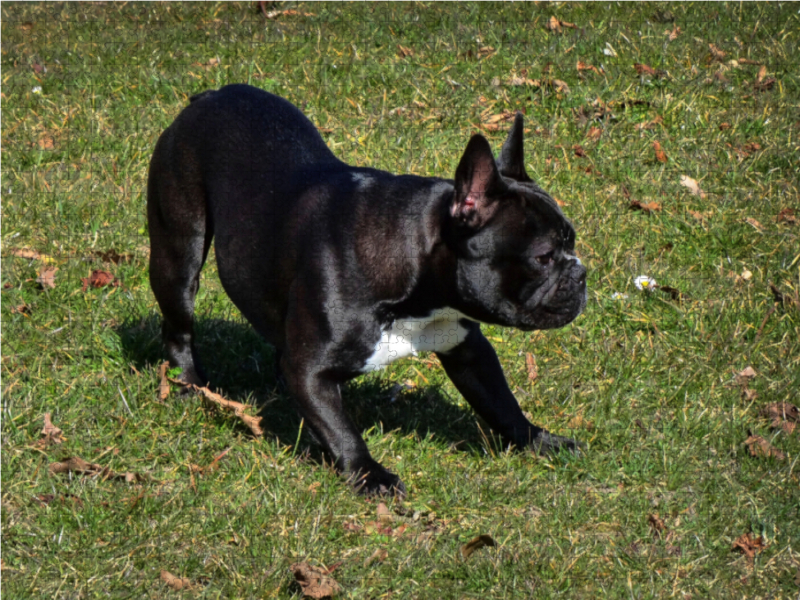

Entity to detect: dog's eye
[535,251,554,266]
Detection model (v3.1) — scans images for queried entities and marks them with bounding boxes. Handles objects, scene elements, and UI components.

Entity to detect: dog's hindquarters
[147,125,213,386]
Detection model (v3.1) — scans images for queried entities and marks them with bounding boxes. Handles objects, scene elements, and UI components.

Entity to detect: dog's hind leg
[147,132,212,387]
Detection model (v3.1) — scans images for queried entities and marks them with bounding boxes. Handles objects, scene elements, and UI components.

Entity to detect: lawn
[2,2,799,598]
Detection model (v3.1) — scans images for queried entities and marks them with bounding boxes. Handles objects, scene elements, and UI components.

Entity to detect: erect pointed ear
[452,134,507,226]
[496,112,532,182]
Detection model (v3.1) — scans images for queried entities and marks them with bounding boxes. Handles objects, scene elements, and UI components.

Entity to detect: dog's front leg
[279,353,406,497]
[437,321,580,455]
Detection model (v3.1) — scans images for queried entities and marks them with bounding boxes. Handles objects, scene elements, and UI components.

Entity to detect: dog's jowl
[147,84,587,496]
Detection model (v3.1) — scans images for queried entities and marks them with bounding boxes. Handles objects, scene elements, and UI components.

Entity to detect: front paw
[530,430,582,457]
[347,460,407,498]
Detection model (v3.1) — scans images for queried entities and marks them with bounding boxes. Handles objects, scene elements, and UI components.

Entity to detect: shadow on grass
[116,314,487,459]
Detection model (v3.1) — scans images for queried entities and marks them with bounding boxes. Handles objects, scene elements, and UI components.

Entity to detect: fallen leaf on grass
[10,303,32,315]
[732,533,767,560]
[160,570,194,591]
[754,76,776,92]
[719,122,732,131]
[93,249,133,264]
[9,247,56,263]
[37,413,64,447]
[648,514,668,539]
[81,270,119,292]
[736,366,757,382]
[157,362,170,401]
[744,432,786,460]
[525,353,538,382]
[290,562,342,599]
[679,175,706,198]
[629,200,662,213]
[396,44,414,58]
[170,380,265,437]
[49,456,147,482]
[665,26,681,42]
[36,266,58,289]
[634,63,657,76]
[653,141,668,163]
[552,79,570,94]
[545,16,577,33]
[759,403,799,434]
[263,8,315,19]
[776,208,797,225]
[376,502,393,524]
[572,144,587,158]
[576,60,601,75]
[585,126,602,141]
[708,43,727,62]
[567,414,593,430]
[634,115,664,131]
[461,534,496,559]
[363,548,388,568]
[37,135,55,150]
[745,217,764,231]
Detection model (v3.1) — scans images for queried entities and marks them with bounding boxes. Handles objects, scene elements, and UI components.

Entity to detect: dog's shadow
[117,315,487,458]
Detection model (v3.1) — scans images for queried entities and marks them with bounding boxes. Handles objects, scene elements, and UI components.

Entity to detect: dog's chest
[362,308,470,372]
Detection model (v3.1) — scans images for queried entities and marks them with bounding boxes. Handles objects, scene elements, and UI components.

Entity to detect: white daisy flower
[612,292,629,300]
[32,86,43,94]
[634,275,657,291]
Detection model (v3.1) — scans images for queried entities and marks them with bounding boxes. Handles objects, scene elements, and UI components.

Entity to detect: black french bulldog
[147,84,587,497]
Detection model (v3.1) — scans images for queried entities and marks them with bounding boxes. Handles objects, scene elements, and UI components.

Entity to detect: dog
[147,84,587,496]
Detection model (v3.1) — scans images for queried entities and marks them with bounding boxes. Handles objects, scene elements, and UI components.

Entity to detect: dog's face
[447,115,587,331]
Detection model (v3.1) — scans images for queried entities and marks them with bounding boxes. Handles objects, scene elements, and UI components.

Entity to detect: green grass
[2,2,799,597]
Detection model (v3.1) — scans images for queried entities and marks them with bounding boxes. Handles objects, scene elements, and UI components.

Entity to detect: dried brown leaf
[37,413,64,447]
[49,456,147,482]
[648,514,668,538]
[776,208,797,225]
[745,217,764,231]
[709,43,726,62]
[81,269,118,292]
[552,79,570,94]
[744,433,785,460]
[665,26,681,41]
[376,502,393,524]
[756,65,767,83]
[36,266,58,289]
[264,9,315,19]
[732,533,766,559]
[38,135,55,150]
[634,115,664,131]
[679,175,706,199]
[525,353,538,382]
[759,402,800,424]
[171,380,265,437]
[93,249,133,264]
[577,60,601,74]
[160,570,193,591]
[158,362,170,402]
[396,44,414,58]
[9,247,54,262]
[653,141,667,163]
[290,562,342,599]
[364,548,388,567]
[572,144,587,158]
[629,200,662,213]
[754,76,776,92]
[10,303,32,315]
[586,126,602,141]
[634,63,656,76]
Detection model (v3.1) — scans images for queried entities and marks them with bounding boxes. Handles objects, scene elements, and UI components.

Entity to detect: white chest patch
[362,308,471,372]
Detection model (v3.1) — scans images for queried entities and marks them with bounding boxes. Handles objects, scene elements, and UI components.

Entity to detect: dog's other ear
[497,112,532,183]
[452,134,507,226]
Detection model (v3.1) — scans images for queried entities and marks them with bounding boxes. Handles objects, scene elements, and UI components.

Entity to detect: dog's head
[446,114,587,331]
